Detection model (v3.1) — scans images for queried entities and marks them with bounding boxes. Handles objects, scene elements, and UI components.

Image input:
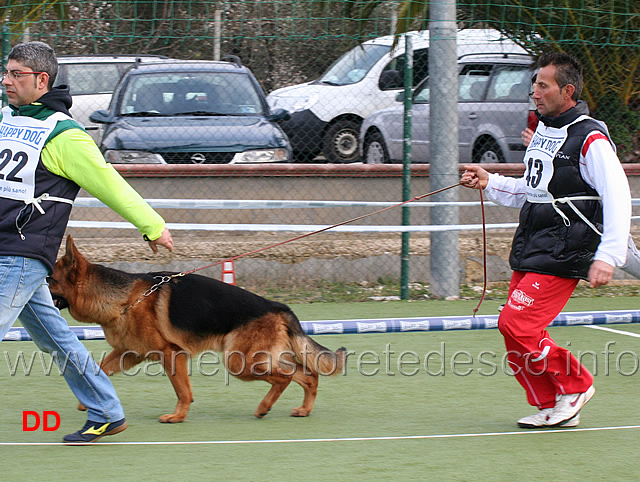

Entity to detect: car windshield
[118,72,265,116]
[318,44,390,85]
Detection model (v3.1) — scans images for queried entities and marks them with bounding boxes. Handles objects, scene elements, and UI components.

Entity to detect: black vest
[509,109,606,279]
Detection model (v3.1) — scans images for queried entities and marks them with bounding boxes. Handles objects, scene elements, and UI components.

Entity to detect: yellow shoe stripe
[83,423,110,436]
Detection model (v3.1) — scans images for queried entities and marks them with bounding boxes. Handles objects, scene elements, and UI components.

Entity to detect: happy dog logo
[529,134,563,156]
[507,289,535,311]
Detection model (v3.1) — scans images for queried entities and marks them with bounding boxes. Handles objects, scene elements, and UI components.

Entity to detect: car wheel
[473,138,505,163]
[364,131,390,164]
[323,119,361,163]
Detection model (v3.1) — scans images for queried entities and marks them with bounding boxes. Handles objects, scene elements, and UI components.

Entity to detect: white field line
[584,325,640,338]
[2,424,640,446]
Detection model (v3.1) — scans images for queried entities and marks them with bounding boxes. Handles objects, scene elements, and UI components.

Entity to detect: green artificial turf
[1,298,638,480]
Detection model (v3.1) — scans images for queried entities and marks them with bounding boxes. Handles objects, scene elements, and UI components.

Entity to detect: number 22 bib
[0,106,69,203]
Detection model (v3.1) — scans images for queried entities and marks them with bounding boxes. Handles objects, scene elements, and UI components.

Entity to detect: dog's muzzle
[47,276,70,310]
[51,294,69,310]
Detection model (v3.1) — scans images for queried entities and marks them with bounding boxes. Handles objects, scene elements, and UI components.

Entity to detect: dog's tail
[284,310,346,376]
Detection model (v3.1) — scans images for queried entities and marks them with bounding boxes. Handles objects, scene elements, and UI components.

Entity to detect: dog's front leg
[158,347,193,423]
[100,349,140,376]
[76,349,133,412]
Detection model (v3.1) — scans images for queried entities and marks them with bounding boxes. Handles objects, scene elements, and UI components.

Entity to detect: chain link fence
[2,1,639,296]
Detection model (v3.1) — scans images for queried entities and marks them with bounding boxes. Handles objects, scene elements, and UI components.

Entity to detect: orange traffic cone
[221,260,236,285]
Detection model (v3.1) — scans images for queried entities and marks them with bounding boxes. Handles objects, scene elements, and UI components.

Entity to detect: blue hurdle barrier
[3,310,639,341]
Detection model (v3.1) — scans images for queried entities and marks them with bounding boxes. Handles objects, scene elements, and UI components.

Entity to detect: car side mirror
[89,110,114,124]
[267,108,291,122]
[379,70,403,90]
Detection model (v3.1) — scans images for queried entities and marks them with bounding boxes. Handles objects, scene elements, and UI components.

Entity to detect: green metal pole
[400,35,413,300]
[2,25,10,107]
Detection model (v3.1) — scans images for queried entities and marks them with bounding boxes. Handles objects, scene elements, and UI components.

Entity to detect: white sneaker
[517,408,580,428]
[546,385,595,427]
[517,408,553,428]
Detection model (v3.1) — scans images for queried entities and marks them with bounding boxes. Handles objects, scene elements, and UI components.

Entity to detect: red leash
[123,181,489,315]
[179,182,466,276]
[472,184,488,317]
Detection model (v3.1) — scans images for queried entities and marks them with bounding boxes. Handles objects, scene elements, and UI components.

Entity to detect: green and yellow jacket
[0,85,165,272]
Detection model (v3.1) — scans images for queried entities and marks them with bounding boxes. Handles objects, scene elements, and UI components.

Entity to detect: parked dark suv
[360,53,537,164]
[90,57,292,164]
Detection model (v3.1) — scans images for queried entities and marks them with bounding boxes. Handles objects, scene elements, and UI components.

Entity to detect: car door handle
[467,113,478,120]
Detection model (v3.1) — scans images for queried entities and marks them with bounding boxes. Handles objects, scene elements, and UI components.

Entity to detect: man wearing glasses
[461,52,631,429]
[0,41,174,443]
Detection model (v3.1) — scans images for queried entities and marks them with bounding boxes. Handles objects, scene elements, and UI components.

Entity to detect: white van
[267,29,529,163]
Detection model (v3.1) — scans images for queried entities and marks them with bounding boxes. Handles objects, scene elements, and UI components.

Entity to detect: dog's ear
[64,235,85,266]
[64,235,76,262]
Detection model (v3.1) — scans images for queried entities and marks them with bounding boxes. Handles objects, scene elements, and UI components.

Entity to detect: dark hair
[537,52,583,101]
[8,41,58,89]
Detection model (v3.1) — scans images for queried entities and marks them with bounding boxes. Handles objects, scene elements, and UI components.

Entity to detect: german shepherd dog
[48,236,346,423]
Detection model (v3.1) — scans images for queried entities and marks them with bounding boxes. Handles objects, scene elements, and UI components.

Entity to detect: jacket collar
[536,100,589,128]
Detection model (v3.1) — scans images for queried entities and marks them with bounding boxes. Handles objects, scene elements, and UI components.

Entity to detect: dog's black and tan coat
[48,236,346,423]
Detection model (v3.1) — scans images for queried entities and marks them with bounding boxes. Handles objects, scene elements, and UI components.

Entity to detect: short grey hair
[8,41,58,89]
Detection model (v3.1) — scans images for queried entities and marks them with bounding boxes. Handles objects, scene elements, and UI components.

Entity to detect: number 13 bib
[524,116,588,202]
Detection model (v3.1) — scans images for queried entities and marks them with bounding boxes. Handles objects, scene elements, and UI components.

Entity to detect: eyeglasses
[1,70,45,81]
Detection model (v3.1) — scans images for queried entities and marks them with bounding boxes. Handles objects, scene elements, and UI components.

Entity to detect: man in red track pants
[461,52,631,428]
[500,272,592,424]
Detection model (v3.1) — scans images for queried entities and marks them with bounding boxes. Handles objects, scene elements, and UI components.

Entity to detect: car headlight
[268,92,319,113]
[104,150,165,164]
[231,148,289,164]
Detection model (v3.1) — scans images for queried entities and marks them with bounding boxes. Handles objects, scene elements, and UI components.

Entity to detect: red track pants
[498,271,593,409]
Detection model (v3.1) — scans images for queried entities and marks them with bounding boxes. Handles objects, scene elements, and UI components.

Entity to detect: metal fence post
[400,35,413,300]
[429,0,460,298]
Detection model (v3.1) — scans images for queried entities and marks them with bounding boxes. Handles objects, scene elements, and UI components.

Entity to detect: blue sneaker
[63,418,128,444]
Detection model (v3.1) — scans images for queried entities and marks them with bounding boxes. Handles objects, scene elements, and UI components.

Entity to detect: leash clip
[122,274,179,313]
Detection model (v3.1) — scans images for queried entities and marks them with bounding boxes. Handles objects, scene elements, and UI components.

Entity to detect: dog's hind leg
[254,376,292,418]
[158,347,193,423]
[226,348,293,418]
[289,368,319,417]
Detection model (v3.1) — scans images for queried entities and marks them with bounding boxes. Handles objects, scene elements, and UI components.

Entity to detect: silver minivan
[360,53,537,164]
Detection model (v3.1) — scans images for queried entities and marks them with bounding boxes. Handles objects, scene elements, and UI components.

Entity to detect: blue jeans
[0,256,124,423]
